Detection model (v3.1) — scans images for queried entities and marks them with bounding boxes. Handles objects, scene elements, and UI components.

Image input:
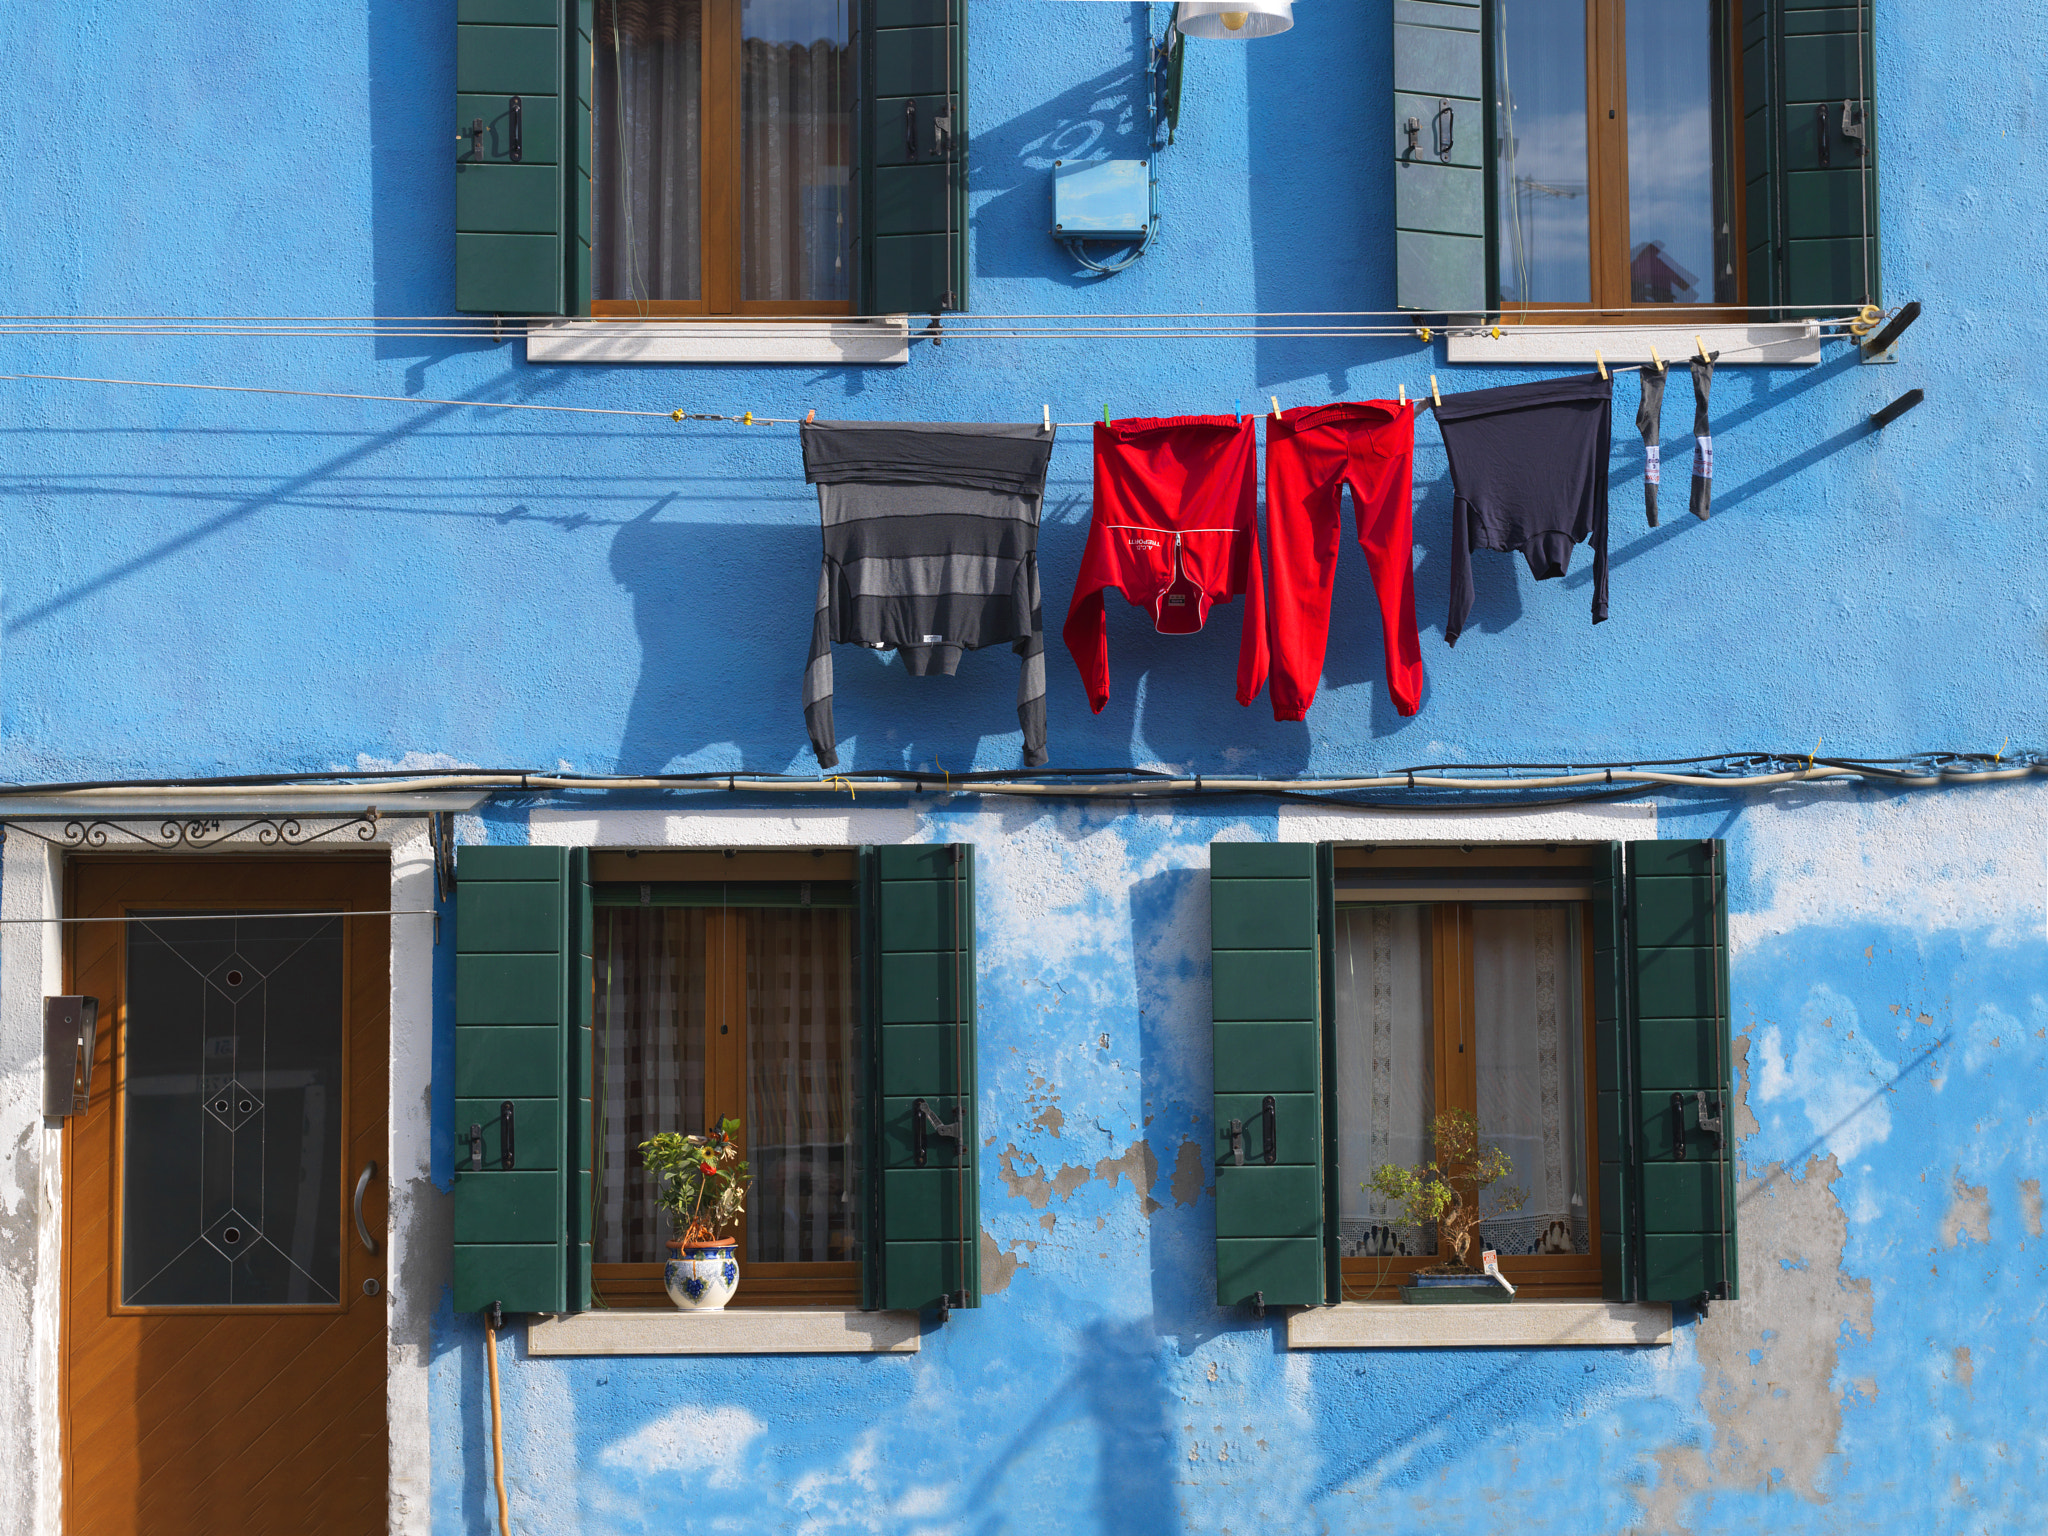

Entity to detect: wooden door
[62,859,390,1534]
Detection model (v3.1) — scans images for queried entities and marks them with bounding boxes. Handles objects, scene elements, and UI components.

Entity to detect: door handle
[509,94,523,163]
[905,97,920,160]
[1670,1094,1689,1162]
[1261,1095,1277,1165]
[353,1161,381,1255]
[1815,103,1830,168]
[500,1100,515,1170]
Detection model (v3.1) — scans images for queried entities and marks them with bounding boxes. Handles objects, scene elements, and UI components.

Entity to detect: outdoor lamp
[1174,1,1294,39]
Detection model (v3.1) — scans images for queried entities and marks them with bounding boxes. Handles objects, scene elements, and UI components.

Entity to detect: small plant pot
[664,1240,740,1312]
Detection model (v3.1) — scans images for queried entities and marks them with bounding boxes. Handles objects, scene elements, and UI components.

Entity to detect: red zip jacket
[1062,415,1268,713]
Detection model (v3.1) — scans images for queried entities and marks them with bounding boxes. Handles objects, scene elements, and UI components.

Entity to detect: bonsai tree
[641,1117,752,1247]
[1367,1109,1526,1271]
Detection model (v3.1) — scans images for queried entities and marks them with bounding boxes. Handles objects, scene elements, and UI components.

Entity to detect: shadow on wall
[972,8,1158,286]
[962,1317,1182,1536]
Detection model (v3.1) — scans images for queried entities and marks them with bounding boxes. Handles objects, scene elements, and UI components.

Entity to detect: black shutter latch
[468,1122,484,1171]
[1815,103,1830,168]
[510,95,523,163]
[905,98,920,161]
[1227,1118,1246,1166]
[467,118,485,161]
[1261,1095,1277,1165]
[1670,1094,1689,1161]
[500,1100,516,1169]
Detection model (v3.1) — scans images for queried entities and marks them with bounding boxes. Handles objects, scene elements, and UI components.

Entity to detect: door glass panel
[595,0,705,302]
[741,0,853,301]
[1333,905,1436,1259]
[121,914,345,1307]
[1470,903,1590,1255]
[595,908,709,1263]
[1625,0,1733,303]
[744,908,857,1263]
[1494,0,1593,303]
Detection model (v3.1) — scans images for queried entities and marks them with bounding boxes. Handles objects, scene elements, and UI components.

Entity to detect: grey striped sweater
[801,421,1053,768]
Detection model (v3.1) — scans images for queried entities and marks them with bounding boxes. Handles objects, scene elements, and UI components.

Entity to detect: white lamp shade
[1175,1,1294,39]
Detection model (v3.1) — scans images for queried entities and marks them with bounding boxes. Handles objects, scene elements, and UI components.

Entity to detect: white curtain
[595,0,703,303]
[741,21,852,301]
[1472,903,1589,1254]
[1334,905,1435,1258]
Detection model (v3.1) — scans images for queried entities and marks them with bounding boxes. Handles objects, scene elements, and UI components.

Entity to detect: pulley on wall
[1048,2,1296,276]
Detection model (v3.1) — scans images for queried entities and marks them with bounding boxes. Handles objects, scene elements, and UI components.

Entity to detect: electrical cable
[0,908,436,924]
[484,1309,513,1536]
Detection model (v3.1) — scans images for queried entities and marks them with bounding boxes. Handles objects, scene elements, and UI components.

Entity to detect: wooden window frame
[1333,848,1605,1301]
[590,874,862,1309]
[1494,0,1749,325]
[591,0,855,320]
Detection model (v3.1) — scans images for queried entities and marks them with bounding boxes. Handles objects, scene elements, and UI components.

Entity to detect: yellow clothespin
[742,410,754,426]
[1694,334,1710,364]
[1490,325,1503,341]
[804,408,816,425]
[670,408,686,422]
[1430,374,1441,408]
[1595,349,1608,381]
[1649,343,1665,373]
[1270,395,1281,420]
[1417,325,1433,342]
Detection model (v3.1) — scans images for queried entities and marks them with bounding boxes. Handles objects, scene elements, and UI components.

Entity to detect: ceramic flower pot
[664,1240,740,1311]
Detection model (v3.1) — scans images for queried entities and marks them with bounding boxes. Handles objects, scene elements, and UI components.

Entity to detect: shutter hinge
[912,1097,963,1166]
[1227,1118,1245,1166]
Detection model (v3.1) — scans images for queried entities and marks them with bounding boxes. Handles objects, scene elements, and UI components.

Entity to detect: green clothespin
[1102,403,1110,426]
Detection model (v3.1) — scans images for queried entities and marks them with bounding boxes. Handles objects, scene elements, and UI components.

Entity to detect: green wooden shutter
[1591,842,1637,1301]
[1742,0,1878,315]
[859,0,967,316]
[1627,839,1738,1303]
[1211,843,1325,1309]
[456,0,593,316]
[453,845,590,1315]
[1393,0,1485,313]
[864,844,979,1312]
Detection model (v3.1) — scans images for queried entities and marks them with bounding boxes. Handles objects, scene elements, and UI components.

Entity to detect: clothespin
[1694,334,1710,364]
[1416,326,1433,342]
[670,408,685,423]
[742,410,754,426]
[1595,349,1608,381]
[1103,403,1111,426]
[1398,383,1407,406]
[1649,344,1665,373]
[1042,404,1052,433]
[1270,395,1281,420]
[804,409,816,425]
[1430,374,1441,408]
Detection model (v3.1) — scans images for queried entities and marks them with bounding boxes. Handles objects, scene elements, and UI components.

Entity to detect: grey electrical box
[43,996,98,1117]
[1052,158,1152,240]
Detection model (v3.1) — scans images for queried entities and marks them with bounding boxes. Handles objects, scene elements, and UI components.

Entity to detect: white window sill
[1286,1300,1672,1349]
[525,317,910,365]
[524,1307,920,1356]
[1445,321,1822,367]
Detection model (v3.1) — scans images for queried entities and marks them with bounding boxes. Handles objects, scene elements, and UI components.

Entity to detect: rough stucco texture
[0,0,2042,1531]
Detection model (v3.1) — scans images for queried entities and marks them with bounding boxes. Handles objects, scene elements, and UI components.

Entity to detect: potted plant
[1366,1109,1526,1304]
[641,1118,752,1312]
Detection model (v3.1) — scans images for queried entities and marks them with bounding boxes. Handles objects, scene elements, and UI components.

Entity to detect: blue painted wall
[3,0,2043,1530]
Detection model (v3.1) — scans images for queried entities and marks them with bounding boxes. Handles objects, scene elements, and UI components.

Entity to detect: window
[1492,0,1738,316]
[590,855,862,1306]
[1391,0,1877,321]
[593,0,855,315]
[1329,849,1603,1298]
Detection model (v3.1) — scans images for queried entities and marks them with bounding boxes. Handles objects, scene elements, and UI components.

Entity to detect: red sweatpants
[1264,401,1423,718]
[1063,415,1268,712]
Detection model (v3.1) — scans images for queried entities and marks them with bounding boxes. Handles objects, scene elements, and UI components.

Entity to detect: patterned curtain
[1333,905,1436,1259]
[1472,903,1589,1254]
[595,0,703,303]
[745,908,856,1263]
[740,16,853,302]
[595,908,707,1263]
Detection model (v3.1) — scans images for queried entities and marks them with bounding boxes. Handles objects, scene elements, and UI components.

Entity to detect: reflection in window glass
[1625,0,1732,304]
[1471,903,1589,1255]
[1333,906,1436,1259]
[742,0,853,301]
[596,0,704,303]
[1494,0,1592,303]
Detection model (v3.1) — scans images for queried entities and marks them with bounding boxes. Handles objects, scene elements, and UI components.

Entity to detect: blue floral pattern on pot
[664,1243,740,1311]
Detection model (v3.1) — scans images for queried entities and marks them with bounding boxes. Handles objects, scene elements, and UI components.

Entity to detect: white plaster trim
[1287,1300,1672,1349]
[525,317,911,365]
[0,819,437,1536]
[0,791,485,818]
[526,1308,920,1356]
[1275,801,1656,845]
[527,804,920,848]
[1445,321,1823,367]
